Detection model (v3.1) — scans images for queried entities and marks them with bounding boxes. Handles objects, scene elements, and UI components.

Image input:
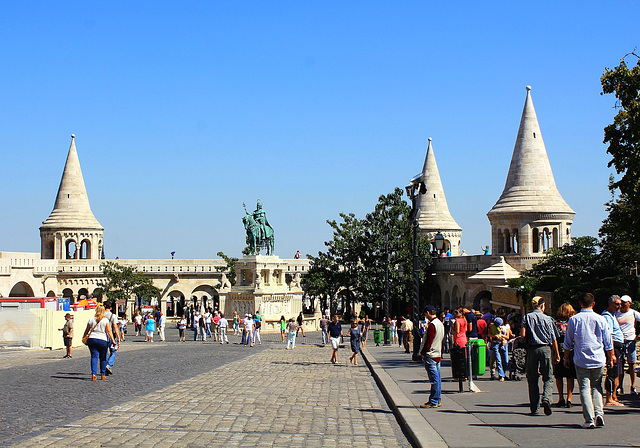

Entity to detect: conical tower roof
[40,135,103,230]
[415,139,462,232]
[488,86,574,216]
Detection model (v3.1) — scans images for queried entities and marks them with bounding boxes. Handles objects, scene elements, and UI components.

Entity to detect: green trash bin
[467,339,487,376]
[373,329,382,345]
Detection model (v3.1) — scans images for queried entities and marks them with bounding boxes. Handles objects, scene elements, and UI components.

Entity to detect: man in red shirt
[419,305,445,408]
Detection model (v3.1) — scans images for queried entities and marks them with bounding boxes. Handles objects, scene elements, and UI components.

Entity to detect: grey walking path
[1,332,411,448]
[362,343,640,448]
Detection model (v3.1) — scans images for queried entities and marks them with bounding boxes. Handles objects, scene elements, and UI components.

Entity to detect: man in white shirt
[203,309,212,338]
[243,314,255,347]
[218,313,229,344]
[615,295,640,395]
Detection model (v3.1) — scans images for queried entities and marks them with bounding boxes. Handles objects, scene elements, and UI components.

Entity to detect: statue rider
[253,200,272,241]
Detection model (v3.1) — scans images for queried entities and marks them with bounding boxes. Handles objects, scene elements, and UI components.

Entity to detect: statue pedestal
[218,255,304,332]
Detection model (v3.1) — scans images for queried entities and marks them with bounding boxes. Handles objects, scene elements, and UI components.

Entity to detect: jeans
[194,327,199,341]
[253,328,261,344]
[424,358,441,405]
[233,322,239,334]
[493,344,509,378]
[576,365,605,424]
[87,338,109,376]
[205,323,212,337]
[287,331,296,349]
[106,344,117,369]
[322,329,328,345]
[526,345,553,412]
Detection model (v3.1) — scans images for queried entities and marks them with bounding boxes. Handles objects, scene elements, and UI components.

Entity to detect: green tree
[510,236,635,312]
[98,261,161,306]
[305,187,432,317]
[600,51,640,272]
[216,251,238,286]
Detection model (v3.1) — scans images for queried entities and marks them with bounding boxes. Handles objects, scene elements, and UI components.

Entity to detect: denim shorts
[623,339,637,365]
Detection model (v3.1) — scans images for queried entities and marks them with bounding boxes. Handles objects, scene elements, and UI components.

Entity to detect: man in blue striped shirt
[563,293,615,429]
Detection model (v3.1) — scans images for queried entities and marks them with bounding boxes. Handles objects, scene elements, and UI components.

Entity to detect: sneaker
[595,415,605,427]
[581,422,595,429]
[420,402,440,408]
[617,387,623,395]
[105,366,113,376]
[542,400,552,416]
[631,387,637,396]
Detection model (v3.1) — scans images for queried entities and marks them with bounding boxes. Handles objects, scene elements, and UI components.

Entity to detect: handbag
[82,320,100,345]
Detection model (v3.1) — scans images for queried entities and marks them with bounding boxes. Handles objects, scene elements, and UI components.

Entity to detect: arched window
[552,228,559,248]
[80,239,91,259]
[532,228,540,253]
[504,229,511,253]
[512,229,519,254]
[66,240,77,259]
[497,229,504,253]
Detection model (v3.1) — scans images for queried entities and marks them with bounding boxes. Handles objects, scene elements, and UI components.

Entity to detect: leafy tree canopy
[216,251,238,286]
[305,187,432,314]
[600,52,640,269]
[98,261,161,304]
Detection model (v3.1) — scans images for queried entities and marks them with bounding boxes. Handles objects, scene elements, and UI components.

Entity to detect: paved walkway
[363,344,640,448]
[1,334,411,448]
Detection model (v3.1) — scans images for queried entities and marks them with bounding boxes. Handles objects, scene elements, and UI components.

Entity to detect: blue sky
[1,2,637,260]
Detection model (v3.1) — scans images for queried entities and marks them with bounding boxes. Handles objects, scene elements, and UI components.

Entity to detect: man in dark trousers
[419,305,445,408]
[521,296,560,416]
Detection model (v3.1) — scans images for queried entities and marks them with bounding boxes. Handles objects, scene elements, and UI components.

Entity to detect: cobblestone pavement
[0,330,411,448]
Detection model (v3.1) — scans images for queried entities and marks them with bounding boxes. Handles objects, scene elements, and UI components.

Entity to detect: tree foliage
[304,187,432,316]
[215,251,238,286]
[600,52,640,271]
[98,261,161,304]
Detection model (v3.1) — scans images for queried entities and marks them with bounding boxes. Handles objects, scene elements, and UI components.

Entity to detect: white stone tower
[487,86,575,271]
[40,135,104,260]
[415,138,462,255]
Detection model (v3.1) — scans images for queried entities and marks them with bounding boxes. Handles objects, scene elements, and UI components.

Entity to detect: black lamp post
[405,178,426,362]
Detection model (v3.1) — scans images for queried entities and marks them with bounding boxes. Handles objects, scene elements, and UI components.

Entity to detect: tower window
[533,132,536,138]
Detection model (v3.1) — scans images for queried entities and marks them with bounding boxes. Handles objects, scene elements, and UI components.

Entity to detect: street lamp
[405,178,427,362]
[433,230,445,255]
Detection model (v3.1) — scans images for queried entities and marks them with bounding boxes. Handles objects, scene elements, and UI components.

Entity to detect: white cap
[621,295,632,303]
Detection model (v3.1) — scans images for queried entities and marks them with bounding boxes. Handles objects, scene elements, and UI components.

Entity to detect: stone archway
[168,291,186,317]
[46,290,57,297]
[9,282,35,297]
[191,285,218,312]
[473,290,491,311]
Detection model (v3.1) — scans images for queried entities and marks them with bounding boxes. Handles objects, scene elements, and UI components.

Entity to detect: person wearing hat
[419,305,445,408]
[490,317,510,381]
[615,294,640,395]
[59,313,74,358]
[521,296,560,416]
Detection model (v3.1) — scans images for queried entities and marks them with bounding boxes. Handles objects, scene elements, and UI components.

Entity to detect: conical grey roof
[488,87,574,216]
[40,135,103,230]
[415,139,462,232]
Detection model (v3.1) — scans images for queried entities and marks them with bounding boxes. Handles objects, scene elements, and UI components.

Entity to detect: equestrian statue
[243,200,275,255]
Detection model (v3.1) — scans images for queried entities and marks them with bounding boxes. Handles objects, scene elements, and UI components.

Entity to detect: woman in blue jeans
[82,305,115,381]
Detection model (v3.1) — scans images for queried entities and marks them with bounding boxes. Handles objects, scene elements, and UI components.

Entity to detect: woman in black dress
[348,320,362,365]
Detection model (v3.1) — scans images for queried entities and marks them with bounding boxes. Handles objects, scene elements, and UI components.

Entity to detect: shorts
[147,330,154,337]
[64,337,72,347]
[330,336,340,349]
[623,339,637,366]
[391,328,397,338]
[608,341,624,378]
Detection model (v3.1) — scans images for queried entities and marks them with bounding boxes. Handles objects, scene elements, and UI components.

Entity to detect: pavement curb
[362,347,448,448]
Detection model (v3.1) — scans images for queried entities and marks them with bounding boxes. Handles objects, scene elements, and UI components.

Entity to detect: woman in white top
[82,305,115,381]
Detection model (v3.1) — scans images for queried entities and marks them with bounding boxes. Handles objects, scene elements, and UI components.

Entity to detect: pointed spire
[415,138,462,232]
[488,86,574,216]
[40,134,103,230]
